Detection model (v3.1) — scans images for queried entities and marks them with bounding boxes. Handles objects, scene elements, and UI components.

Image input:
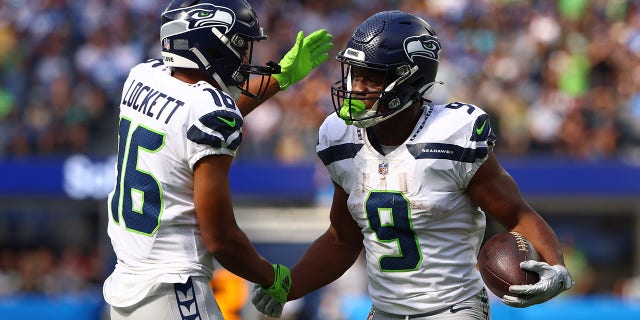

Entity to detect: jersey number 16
[109,117,166,236]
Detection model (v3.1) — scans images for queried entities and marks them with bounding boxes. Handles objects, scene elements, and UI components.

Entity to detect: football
[478,231,541,298]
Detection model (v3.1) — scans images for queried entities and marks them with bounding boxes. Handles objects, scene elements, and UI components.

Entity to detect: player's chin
[359,100,379,112]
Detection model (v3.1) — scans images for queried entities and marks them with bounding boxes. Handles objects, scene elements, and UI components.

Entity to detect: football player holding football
[102,0,332,319]
[251,10,572,319]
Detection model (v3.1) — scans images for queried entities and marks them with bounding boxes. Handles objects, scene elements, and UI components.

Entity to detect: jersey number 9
[366,191,422,272]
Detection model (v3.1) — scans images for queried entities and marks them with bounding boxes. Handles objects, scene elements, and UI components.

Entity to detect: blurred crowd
[0,246,106,296]
[0,0,639,161]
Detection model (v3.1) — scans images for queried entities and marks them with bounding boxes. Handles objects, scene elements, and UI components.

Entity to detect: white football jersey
[316,103,496,314]
[104,59,243,307]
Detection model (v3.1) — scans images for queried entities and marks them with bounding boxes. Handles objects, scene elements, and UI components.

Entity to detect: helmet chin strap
[190,47,242,100]
[351,101,403,128]
[351,80,441,128]
[212,72,241,100]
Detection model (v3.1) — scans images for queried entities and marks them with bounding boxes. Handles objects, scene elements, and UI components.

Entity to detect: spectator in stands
[2,0,639,160]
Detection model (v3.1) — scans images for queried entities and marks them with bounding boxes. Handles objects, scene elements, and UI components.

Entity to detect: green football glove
[338,98,366,124]
[250,264,291,317]
[272,29,333,90]
[265,263,291,302]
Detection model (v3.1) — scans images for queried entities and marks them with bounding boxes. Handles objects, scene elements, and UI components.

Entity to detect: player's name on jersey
[121,79,185,125]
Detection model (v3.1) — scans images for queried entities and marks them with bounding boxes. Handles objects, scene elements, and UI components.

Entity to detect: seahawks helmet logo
[161,4,235,39]
[403,34,441,63]
[185,4,235,32]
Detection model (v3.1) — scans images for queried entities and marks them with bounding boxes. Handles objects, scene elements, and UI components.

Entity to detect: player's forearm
[512,212,565,266]
[288,231,362,300]
[209,228,274,287]
[236,77,281,116]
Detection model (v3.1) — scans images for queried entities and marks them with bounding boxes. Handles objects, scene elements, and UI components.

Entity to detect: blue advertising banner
[0,155,638,200]
[0,155,318,202]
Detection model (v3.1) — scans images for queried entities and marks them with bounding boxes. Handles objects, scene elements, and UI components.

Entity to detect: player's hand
[250,264,291,317]
[338,98,366,124]
[272,29,333,90]
[502,261,573,308]
[251,284,284,317]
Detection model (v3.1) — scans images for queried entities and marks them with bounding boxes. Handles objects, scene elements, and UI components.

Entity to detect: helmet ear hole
[396,65,412,77]
[388,98,401,109]
[230,34,246,49]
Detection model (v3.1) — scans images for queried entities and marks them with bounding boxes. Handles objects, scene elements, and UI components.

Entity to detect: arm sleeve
[459,111,496,187]
[185,91,244,170]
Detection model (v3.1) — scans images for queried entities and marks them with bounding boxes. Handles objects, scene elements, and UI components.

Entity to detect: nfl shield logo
[163,38,170,50]
[378,162,388,176]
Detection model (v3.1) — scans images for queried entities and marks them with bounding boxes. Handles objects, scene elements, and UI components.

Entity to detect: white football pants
[109,276,224,320]
[368,289,491,320]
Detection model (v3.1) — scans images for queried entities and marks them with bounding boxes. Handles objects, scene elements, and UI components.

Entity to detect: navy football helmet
[160,0,279,100]
[332,10,441,128]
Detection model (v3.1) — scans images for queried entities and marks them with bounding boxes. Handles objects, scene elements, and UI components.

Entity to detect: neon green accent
[115,117,134,226]
[217,116,236,128]
[132,188,144,214]
[273,29,333,90]
[339,99,366,124]
[130,123,166,237]
[265,264,291,303]
[112,117,165,237]
[378,208,394,227]
[475,119,487,135]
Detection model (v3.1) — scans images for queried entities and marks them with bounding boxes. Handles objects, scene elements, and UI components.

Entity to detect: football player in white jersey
[103,0,332,319]
[252,10,573,319]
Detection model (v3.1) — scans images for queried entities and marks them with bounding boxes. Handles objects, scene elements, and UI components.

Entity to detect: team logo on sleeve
[187,110,243,150]
[471,114,493,142]
[403,34,441,63]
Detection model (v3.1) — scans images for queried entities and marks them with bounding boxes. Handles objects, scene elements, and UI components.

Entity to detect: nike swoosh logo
[217,116,236,128]
[450,306,472,314]
[475,119,487,135]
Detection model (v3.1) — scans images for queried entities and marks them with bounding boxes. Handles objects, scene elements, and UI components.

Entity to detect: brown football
[478,231,541,298]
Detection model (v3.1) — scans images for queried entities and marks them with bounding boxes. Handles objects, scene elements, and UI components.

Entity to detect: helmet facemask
[332,59,421,128]
[186,27,280,100]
